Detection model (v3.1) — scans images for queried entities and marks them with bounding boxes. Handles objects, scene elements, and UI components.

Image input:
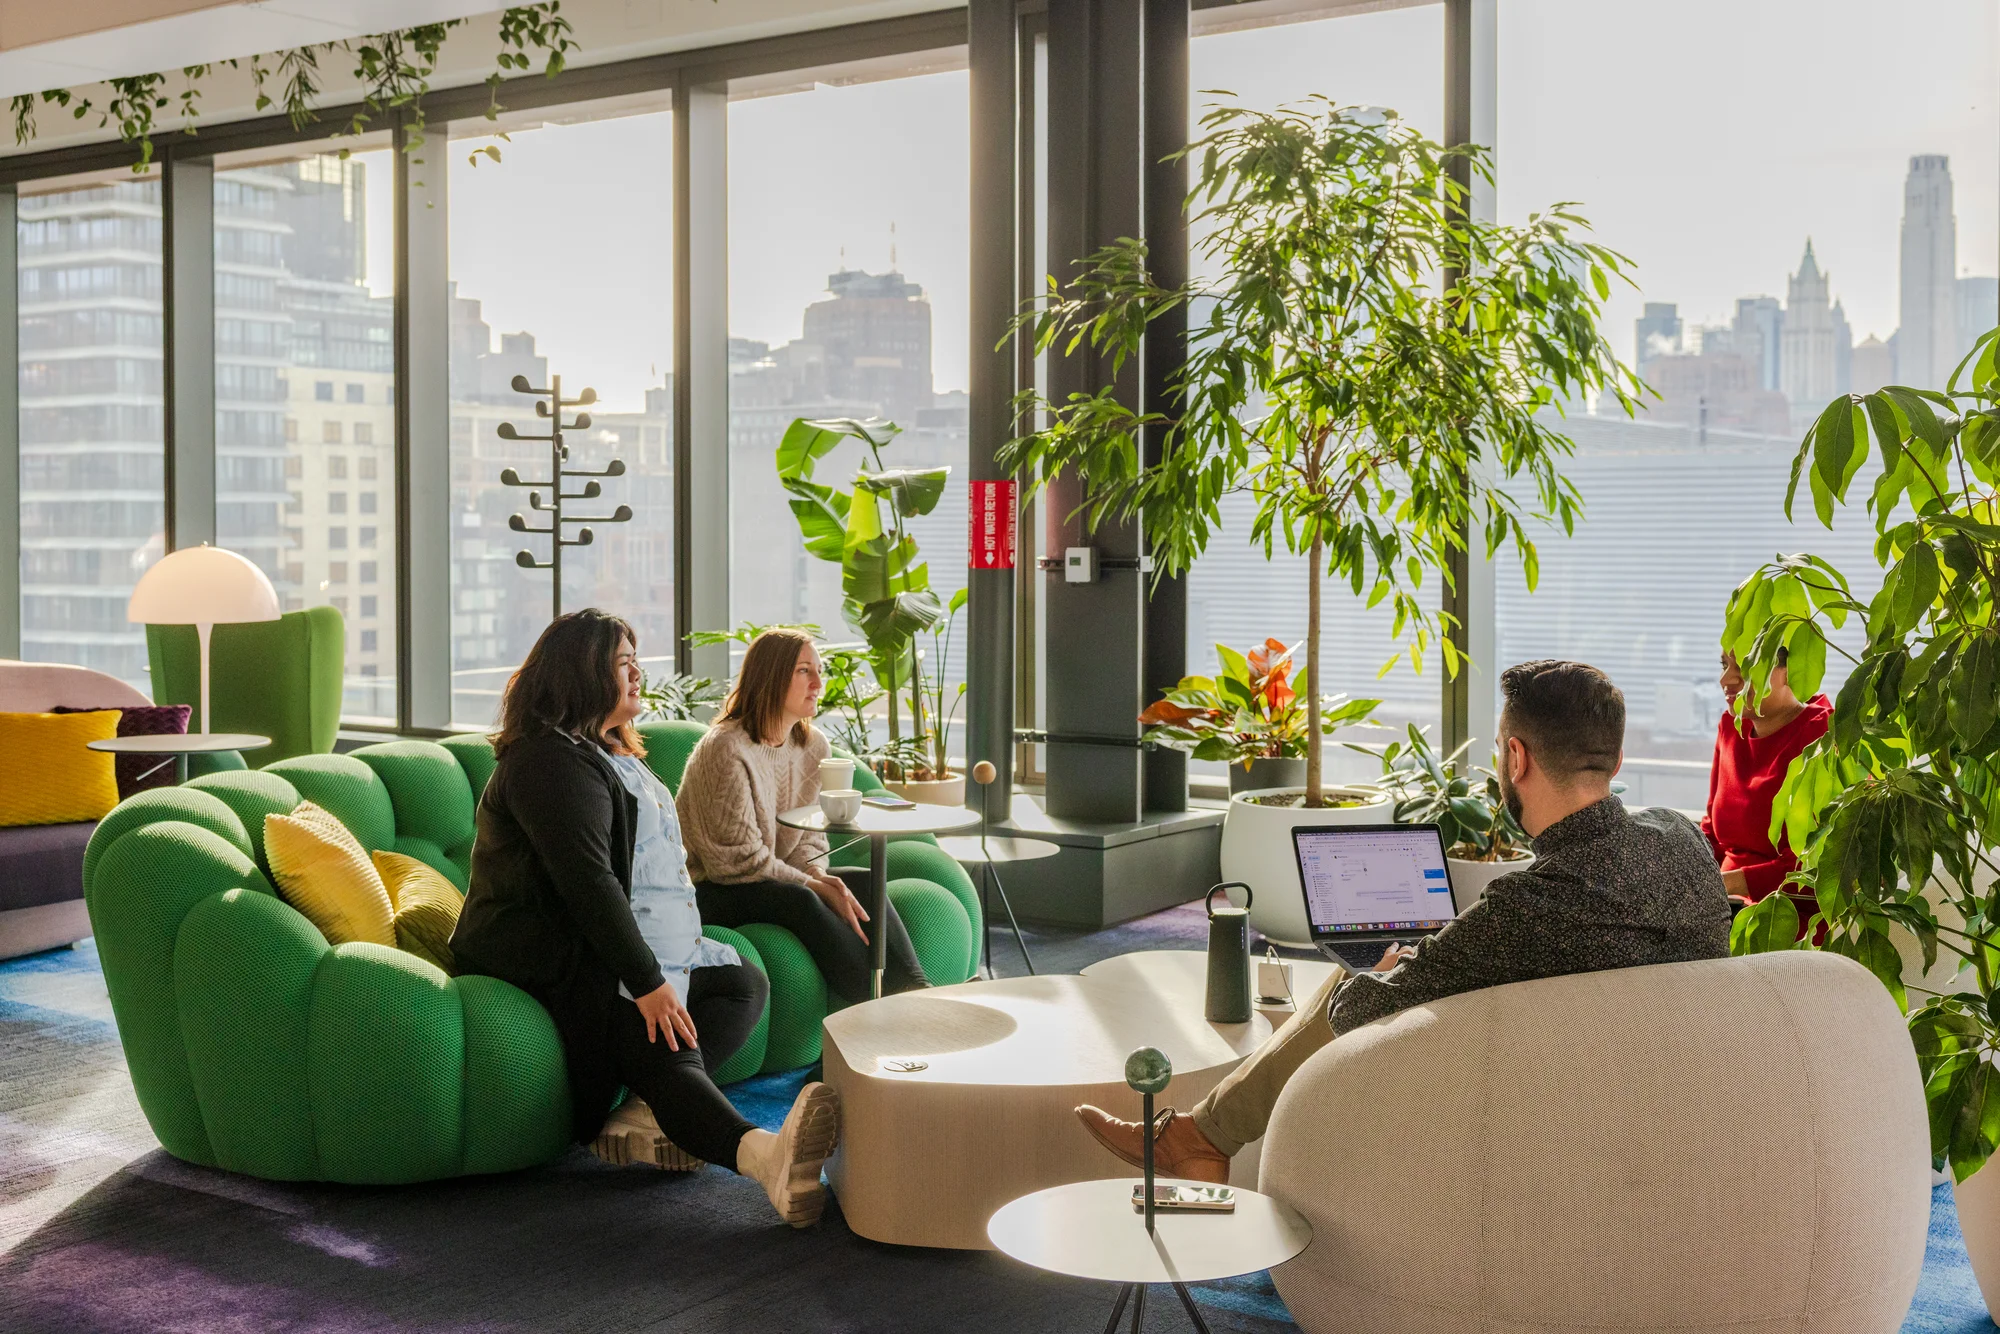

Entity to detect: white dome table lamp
[126,544,281,734]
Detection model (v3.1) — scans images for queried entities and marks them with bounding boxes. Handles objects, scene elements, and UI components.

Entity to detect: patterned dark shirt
[1327,795,1732,1036]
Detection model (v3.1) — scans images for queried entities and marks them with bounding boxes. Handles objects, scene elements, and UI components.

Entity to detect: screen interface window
[1298,829,1455,933]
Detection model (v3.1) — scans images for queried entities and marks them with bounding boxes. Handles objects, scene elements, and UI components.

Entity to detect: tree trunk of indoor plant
[1305,528,1323,808]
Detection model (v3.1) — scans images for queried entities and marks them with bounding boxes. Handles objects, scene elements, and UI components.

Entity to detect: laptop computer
[1292,823,1459,972]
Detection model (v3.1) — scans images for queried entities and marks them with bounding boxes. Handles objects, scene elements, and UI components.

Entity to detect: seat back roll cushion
[264,801,396,948]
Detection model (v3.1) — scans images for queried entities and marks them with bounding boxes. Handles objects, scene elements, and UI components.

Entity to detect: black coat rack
[497,372,633,621]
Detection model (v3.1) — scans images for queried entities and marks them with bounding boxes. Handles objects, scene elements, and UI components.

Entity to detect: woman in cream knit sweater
[676,629,930,999]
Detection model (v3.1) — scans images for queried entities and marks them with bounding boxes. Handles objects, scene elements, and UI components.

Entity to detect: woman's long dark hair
[492,608,646,759]
[717,628,815,746]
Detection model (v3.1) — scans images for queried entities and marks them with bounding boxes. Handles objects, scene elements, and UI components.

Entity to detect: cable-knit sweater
[675,718,831,886]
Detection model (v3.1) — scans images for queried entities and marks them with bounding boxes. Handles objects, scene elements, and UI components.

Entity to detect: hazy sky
[411,0,1998,412]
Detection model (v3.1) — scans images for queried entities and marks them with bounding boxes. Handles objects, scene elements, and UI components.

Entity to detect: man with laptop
[1076,659,1733,1184]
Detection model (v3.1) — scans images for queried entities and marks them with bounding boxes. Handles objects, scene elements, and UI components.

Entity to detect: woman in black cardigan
[450,608,840,1227]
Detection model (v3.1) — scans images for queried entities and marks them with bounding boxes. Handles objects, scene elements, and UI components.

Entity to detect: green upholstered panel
[701,925,768,1085]
[438,733,497,801]
[174,888,326,1180]
[86,823,272,1168]
[185,770,302,871]
[456,974,572,1174]
[390,835,469,892]
[637,720,707,795]
[147,607,344,765]
[885,840,982,945]
[265,754,396,854]
[186,750,248,779]
[84,788,251,891]
[887,879,975,986]
[351,741,477,867]
[735,923,825,1072]
[306,944,465,1184]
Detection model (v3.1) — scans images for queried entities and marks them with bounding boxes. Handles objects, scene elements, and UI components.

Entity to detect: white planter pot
[1956,1161,2000,1317]
[1446,852,1534,914]
[1219,786,1392,946]
[883,773,966,807]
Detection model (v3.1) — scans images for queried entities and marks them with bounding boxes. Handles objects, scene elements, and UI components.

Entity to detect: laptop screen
[1294,824,1457,937]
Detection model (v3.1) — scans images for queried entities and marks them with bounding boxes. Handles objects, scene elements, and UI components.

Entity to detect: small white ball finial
[972,760,997,785]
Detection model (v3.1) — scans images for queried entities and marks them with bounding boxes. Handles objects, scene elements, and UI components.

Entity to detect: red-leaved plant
[1139,638,1379,770]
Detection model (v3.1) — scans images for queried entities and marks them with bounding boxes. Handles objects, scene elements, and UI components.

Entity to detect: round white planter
[883,773,966,806]
[1956,1161,2000,1317]
[1446,851,1534,914]
[1219,786,1392,946]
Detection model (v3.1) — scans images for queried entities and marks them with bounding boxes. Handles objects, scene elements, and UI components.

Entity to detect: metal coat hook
[497,371,632,619]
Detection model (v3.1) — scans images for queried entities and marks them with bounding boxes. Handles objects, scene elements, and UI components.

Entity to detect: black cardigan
[450,727,665,1139]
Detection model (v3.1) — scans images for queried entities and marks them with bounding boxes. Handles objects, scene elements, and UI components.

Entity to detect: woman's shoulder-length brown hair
[491,607,647,760]
[718,628,816,747]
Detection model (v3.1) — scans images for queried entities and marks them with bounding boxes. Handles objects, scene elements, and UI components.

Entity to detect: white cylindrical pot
[883,773,966,807]
[1446,852,1534,914]
[1219,786,1391,946]
[1956,1158,2000,1318]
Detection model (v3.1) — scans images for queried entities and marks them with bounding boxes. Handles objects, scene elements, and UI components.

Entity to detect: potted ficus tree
[775,417,965,803]
[1003,96,1636,940]
[1723,332,2000,1314]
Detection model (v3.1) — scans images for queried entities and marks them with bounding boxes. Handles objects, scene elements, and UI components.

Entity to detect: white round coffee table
[989,1177,1310,1331]
[821,950,1272,1249]
[88,732,270,784]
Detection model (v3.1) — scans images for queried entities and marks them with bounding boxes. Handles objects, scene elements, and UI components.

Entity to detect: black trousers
[606,961,766,1171]
[697,868,930,1002]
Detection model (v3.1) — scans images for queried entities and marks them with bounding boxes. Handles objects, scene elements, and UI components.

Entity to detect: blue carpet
[4,922,1995,1331]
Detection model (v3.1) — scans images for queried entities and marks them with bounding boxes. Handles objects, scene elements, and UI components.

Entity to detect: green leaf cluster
[1139,637,1380,766]
[1722,329,2000,1180]
[1352,724,1530,861]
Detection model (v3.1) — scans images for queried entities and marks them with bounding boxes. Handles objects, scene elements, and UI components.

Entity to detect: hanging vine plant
[6,1,580,172]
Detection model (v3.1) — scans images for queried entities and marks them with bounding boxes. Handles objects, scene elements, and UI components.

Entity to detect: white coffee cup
[819,757,856,792]
[819,788,863,824]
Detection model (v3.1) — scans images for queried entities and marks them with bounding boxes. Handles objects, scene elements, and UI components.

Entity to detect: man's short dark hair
[1498,660,1624,784]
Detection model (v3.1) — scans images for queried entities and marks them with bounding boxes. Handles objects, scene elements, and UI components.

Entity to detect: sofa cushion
[0,710,121,827]
[264,801,396,948]
[0,821,95,911]
[54,703,192,797]
[374,849,462,972]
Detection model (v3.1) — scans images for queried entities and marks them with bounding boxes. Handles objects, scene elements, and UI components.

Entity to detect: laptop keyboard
[1325,940,1409,970]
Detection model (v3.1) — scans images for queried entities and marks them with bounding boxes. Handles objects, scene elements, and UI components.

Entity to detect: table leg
[1171,1283,1214,1334]
[175,753,188,785]
[980,863,992,979]
[1100,1283,1134,1334]
[868,832,889,999]
[1128,1283,1147,1332]
[985,862,1038,976]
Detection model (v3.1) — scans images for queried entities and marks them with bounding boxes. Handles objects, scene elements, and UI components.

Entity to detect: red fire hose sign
[969,480,1017,569]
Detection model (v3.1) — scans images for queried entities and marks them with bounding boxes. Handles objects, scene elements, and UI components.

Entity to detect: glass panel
[727,64,971,744]
[447,104,676,726]
[1493,0,1999,808]
[214,145,397,724]
[1185,5,1446,784]
[18,173,164,691]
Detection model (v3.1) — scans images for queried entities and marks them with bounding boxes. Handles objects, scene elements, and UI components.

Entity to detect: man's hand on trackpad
[1373,943,1417,973]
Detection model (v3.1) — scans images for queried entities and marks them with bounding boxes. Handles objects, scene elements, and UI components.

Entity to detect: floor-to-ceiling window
[1183,2,1446,784]
[213,140,398,724]
[727,54,972,740]
[17,171,165,691]
[1492,0,1999,808]
[446,100,676,727]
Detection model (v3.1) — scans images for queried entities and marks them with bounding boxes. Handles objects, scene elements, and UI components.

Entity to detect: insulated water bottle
[1204,882,1254,1023]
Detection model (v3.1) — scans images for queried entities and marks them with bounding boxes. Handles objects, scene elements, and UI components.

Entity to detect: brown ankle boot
[1074,1104,1230,1184]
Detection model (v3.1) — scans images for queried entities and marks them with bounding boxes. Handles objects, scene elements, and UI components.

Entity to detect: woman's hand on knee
[809,872,870,942]
[636,981,699,1051]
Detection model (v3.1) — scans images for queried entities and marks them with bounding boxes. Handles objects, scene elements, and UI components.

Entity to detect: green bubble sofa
[83,722,981,1184]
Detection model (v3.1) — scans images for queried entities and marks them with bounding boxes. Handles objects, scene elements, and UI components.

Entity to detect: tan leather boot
[591,1098,704,1172]
[1074,1105,1230,1184]
[755,1082,842,1228]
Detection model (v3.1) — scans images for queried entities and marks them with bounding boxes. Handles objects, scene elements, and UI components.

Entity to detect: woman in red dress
[1703,648,1831,936]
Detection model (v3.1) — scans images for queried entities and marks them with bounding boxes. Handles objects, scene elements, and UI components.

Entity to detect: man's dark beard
[1497,757,1524,827]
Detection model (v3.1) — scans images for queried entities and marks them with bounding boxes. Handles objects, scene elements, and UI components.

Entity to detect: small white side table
[988,1176,1311,1332]
[88,732,270,785]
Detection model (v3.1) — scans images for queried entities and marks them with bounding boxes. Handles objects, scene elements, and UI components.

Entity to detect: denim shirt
[608,752,739,997]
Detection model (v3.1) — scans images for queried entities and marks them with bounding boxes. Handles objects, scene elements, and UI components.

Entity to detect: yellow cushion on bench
[0,710,120,827]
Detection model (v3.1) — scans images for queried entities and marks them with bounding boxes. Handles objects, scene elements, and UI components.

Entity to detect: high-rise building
[1851,334,1895,395]
[1899,154,1958,390]
[1956,274,1999,371]
[1782,240,1848,420]
[1634,301,1682,375]
[1731,296,1783,392]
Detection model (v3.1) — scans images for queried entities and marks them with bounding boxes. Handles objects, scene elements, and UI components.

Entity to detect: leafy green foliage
[1001,97,1637,805]
[1356,725,1529,862]
[1140,637,1380,767]
[1724,327,2000,1179]
[685,622,892,775]
[638,670,723,722]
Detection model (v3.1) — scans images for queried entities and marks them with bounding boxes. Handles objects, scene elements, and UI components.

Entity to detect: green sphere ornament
[1125,1046,1172,1096]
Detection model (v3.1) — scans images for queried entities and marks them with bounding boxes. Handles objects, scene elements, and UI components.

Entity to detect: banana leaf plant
[1139,636,1380,769]
[776,417,951,772]
[1724,327,2000,1181]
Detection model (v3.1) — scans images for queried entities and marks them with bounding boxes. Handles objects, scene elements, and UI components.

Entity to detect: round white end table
[88,732,270,785]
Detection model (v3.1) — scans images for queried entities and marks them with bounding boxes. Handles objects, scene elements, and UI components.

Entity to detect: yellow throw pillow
[373,849,463,973]
[0,710,121,827]
[264,801,396,947]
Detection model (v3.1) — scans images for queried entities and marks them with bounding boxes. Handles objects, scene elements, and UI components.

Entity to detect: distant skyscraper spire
[1783,238,1847,423]
[1899,154,1958,389]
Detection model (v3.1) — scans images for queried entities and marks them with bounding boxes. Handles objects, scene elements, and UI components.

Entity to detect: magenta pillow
[52,704,192,797]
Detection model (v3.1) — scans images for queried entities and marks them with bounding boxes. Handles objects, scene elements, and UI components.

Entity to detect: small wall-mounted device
[1064,546,1098,583]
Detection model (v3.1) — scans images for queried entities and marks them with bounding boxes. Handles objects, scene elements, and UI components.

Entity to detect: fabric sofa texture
[1261,950,1931,1334]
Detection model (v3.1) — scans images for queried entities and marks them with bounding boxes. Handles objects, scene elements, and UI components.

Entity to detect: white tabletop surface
[87,733,270,753]
[778,802,982,837]
[988,1178,1311,1283]
[933,834,1063,865]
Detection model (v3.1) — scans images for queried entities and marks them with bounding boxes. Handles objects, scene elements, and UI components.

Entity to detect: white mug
[819,757,856,793]
[819,788,863,824]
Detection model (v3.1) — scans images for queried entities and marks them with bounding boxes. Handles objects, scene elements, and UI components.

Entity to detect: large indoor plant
[1364,724,1533,909]
[1722,331,2000,1311]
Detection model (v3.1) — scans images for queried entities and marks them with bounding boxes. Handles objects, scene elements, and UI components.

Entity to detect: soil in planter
[1243,792,1372,808]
